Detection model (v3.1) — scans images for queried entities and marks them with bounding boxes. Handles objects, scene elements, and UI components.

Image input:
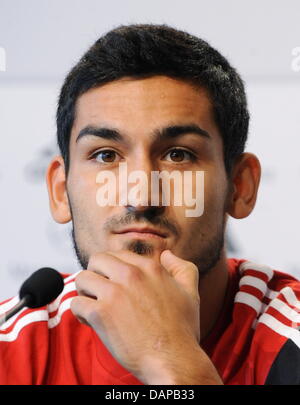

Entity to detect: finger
[75,270,113,300]
[70,295,99,327]
[160,250,199,298]
[106,250,160,276]
[106,250,152,267]
[87,252,142,283]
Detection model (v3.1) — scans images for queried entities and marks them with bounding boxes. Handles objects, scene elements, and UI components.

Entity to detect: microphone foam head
[19,267,64,308]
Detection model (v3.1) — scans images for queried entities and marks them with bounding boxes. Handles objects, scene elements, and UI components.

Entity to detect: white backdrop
[0,0,299,300]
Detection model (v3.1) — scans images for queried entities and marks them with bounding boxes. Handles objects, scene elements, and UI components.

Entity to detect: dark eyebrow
[75,123,211,144]
[76,126,124,143]
[151,124,211,141]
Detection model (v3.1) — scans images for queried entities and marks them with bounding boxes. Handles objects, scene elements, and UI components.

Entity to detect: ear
[46,155,72,224]
[227,152,261,219]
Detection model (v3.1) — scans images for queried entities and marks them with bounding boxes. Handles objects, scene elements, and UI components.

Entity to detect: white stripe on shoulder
[258,313,300,349]
[268,298,300,324]
[63,271,82,284]
[0,307,27,331]
[0,296,20,316]
[0,297,75,342]
[234,291,264,315]
[46,270,81,313]
[280,287,300,311]
[47,280,77,313]
[239,261,274,281]
[265,289,279,301]
[239,275,267,295]
[48,297,74,328]
[0,311,49,342]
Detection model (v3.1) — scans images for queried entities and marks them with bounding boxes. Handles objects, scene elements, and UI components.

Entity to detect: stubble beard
[70,214,226,278]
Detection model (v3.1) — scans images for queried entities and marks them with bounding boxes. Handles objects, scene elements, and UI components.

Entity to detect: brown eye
[164,148,195,163]
[94,150,118,163]
[169,150,185,162]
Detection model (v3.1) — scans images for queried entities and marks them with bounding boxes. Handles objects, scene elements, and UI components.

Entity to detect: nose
[121,153,165,214]
[125,204,165,220]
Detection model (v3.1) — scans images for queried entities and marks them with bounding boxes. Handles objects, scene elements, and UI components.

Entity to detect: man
[0,23,299,385]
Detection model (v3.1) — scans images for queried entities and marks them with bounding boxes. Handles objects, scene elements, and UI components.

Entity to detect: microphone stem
[0,296,30,327]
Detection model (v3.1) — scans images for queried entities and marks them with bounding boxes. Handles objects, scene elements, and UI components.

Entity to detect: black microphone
[0,267,64,327]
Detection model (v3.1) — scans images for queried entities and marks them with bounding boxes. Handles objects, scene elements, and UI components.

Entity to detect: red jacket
[0,258,299,385]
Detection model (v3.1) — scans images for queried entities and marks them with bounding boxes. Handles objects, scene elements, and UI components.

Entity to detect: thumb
[160,250,199,299]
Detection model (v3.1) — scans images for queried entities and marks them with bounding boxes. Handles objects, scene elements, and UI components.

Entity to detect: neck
[199,249,229,342]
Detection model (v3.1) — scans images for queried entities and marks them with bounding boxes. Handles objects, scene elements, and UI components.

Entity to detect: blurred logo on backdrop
[24,143,57,183]
[0,47,6,72]
[291,47,300,72]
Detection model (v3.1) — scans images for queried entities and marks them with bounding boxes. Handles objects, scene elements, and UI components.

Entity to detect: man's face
[67,75,229,275]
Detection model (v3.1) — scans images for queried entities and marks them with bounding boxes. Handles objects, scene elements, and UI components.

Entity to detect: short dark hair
[57,23,249,175]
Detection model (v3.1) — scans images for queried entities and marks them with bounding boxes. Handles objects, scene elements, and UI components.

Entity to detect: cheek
[68,169,120,227]
[171,169,226,222]
[67,179,98,234]
[68,168,100,206]
[203,169,228,212]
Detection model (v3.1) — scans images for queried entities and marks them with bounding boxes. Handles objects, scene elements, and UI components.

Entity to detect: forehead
[71,75,220,144]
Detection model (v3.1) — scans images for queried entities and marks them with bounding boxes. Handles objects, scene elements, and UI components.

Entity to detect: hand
[70,250,220,384]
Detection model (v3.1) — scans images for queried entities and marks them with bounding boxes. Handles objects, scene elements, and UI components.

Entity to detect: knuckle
[74,270,84,285]
[86,306,101,325]
[70,296,102,327]
[183,260,198,275]
[70,296,84,316]
[74,270,91,291]
[123,264,144,284]
[189,262,199,273]
[98,285,123,318]
[108,283,124,303]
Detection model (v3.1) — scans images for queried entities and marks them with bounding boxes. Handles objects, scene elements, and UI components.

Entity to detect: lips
[114,227,167,238]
